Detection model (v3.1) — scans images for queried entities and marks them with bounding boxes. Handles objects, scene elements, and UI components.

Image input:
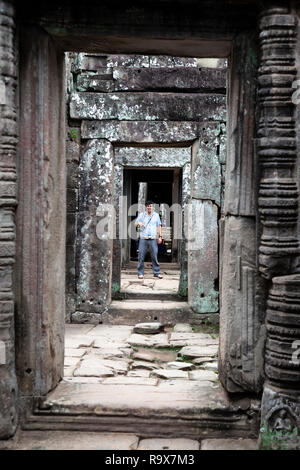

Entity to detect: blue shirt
[136,211,162,238]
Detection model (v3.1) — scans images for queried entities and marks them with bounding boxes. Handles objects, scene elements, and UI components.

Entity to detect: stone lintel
[114,146,191,168]
[70,92,226,121]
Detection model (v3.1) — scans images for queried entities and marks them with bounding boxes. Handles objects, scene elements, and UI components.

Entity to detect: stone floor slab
[152,369,189,380]
[65,348,87,358]
[128,333,169,347]
[173,323,193,333]
[65,335,95,349]
[201,438,258,450]
[127,370,151,378]
[179,345,218,359]
[189,370,218,381]
[138,438,200,450]
[73,360,114,378]
[44,380,230,412]
[102,376,158,386]
[133,322,163,334]
[131,360,159,370]
[0,431,139,450]
[167,361,193,370]
[65,324,95,335]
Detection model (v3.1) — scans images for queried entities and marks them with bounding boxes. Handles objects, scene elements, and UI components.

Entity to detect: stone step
[103,300,192,325]
[26,381,259,439]
[119,290,185,301]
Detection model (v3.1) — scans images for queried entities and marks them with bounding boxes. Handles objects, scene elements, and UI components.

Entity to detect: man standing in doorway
[135,201,163,279]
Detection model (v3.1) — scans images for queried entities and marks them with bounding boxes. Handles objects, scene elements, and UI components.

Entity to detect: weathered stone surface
[102,377,158,386]
[131,361,159,371]
[179,345,218,359]
[173,323,193,333]
[219,215,266,393]
[64,336,94,349]
[0,430,139,450]
[127,333,169,348]
[224,32,257,217]
[65,324,95,335]
[151,369,189,380]
[64,356,81,367]
[187,200,219,313]
[201,438,258,450]
[132,348,177,363]
[127,370,151,378]
[82,356,130,374]
[138,438,200,450]
[112,67,226,91]
[193,357,216,365]
[189,370,218,381]
[70,92,226,121]
[73,360,114,378]
[191,123,221,205]
[202,361,218,371]
[87,324,132,340]
[82,121,203,142]
[114,146,191,168]
[76,139,113,315]
[167,361,193,370]
[133,322,163,335]
[90,346,132,359]
[65,348,87,358]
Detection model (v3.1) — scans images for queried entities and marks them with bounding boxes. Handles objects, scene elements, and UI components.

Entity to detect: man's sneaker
[154,274,163,279]
[138,275,144,279]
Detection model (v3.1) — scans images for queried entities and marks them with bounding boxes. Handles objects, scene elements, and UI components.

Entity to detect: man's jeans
[137,238,160,276]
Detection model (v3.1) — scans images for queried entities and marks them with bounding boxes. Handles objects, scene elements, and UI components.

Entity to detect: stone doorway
[66,53,226,324]
[7,0,274,441]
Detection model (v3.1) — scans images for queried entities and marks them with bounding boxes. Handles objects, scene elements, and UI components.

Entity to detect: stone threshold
[103,300,193,325]
[22,381,260,440]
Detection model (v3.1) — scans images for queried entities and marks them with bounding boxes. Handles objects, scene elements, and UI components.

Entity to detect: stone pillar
[219,30,267,393]
[258,7,299,279]
[138,182,147,213]
[74,139,114,322]
[188,200,218,313]
[188,123,220,313]
[261,275,300,432]
[17,25,66,411]
[178,163,190,297]
[258,5,300,433]
[112,163,123,297]
[0,0,18,438]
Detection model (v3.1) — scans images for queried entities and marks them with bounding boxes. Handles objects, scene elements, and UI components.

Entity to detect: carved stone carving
[261,274,300,432]
[0,0,18,439]
[219,216,266,393]
[258,7,299,279]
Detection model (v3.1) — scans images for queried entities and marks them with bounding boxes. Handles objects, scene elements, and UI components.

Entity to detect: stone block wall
[65,53,227,322]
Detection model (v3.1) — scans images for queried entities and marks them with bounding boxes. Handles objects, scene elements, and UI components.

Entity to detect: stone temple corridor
[2,0,300,452]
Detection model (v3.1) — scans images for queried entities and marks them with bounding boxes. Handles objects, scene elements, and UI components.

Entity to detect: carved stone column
[0,0,18,438]
[259,5,300,433]
[261,275,300,432]
[258,6,299,279]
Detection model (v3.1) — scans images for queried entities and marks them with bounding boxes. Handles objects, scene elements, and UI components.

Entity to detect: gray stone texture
[224,32,257,216]
[114,146,191,168]
[219,216,266,393]
[191,123,221,205]
[17,24,66,418]
[188,200,219,313]
[70,92,226,121]
[76,139,114,315]
[0,1,18,438]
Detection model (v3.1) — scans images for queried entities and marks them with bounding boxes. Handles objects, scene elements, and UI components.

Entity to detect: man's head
[145,200,154,214]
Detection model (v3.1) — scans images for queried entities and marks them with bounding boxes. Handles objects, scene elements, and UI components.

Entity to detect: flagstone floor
[63,322,219,385]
